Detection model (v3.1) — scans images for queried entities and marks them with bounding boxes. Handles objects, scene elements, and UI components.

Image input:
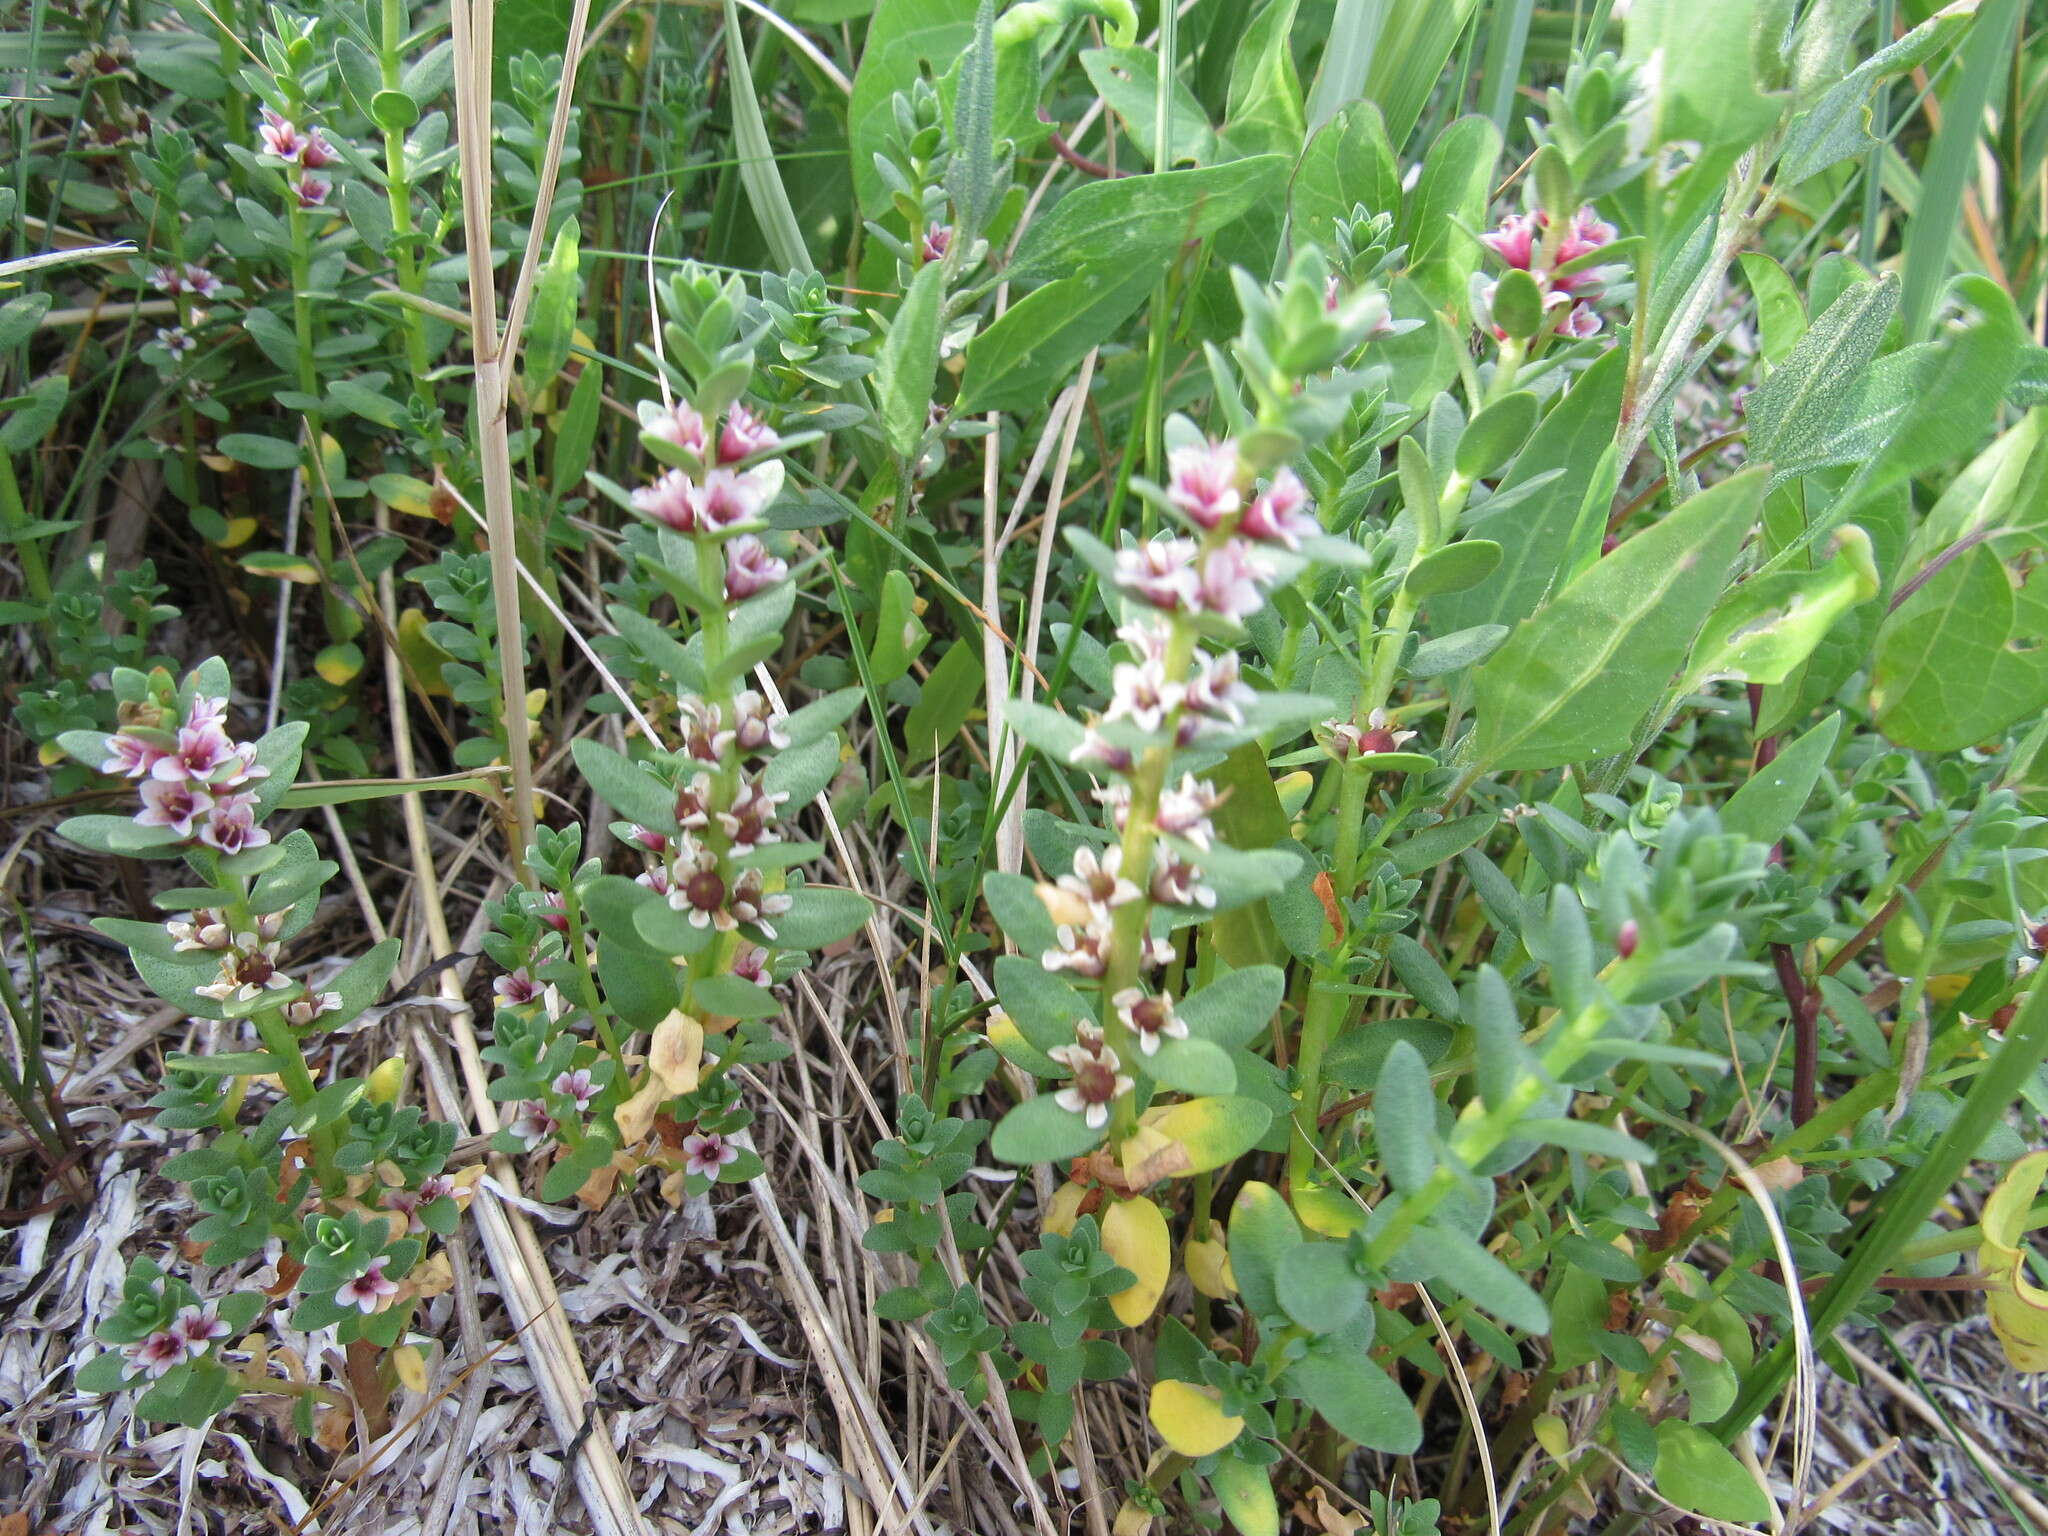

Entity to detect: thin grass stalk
[374,512,647,1536]
[448,0,536,876]
[1306,0,1391,133]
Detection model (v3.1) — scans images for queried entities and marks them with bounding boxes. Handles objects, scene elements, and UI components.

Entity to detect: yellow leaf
[315,642,365,686]
[216,516,260,549]
[1130,1095,1269,1181]
[365,1054,406,1105]
[1293,1182,1366,1239]
[649,1010,705,1095]
[1981,1150,2048,1371]
[1102,1196,1171,1327]
[318,432,345,486]
[397,608,454,697]
[1533,1412,1571,1461]
[1926,972,1973,1004]
[37,739,66,767]
[1274,769,1314,819]
[1043,1179,1088,1238]
[1185,1235,1236,1298]
[391,1343,428,1394]
[613,1077,667,1147]
[1148,1380,1244,1458]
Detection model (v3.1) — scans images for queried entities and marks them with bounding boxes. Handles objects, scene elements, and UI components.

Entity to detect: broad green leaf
[1276,1241,1368,1333]
[1144,1036,1236,1096]
[1080,46,1217,167]
[1221,0,1304,160]
[1622,0,1782,154]
[218,432,304,470]
[1744,273,1898,483]
[958,264,1152,414]
[1455,392,1538,480]
[1401,115,1500,312]
[1652,1421,1773,1523]
[1737,252,1807,365]
[902,638,982,764]
[1177,966,1285,1051]
[1678,524,1879,692]
[571,739,678,831]
[1279,1317,1420,1454]
[1005,156,1287,285]
[1469,468,1765,771]
[1435,345,1627,635]
[767,885,873,950]
[1721,712,1842,847]
[1419,1221,1548,1332]
[1289,100,1400,255]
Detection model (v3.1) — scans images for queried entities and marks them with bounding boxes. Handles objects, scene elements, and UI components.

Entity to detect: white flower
[1056,845,1142,915]
[1112,987,1189,1056]
[1048,1026,1133,1129]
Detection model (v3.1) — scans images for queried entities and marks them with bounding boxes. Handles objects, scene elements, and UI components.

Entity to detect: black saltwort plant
[475,260,871,1210]
[55,661,466,1431]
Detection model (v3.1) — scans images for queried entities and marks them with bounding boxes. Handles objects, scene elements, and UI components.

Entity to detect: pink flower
[673,771,715,831]
[728,869,792,938]
[1239,468,1319,549]
[1151,852,1216,910]
[156,326,195,359]
[1049,1026,1131,1129]
[1042,918,1113,979]
[1155,774,1222,850]
[259,108,307,161]
[628,822,670,852]
[631,468,699,532]
[336,1257,400,1315]
[551,1067,596,1111]
[1191,540,1265,621]
[682,1131,739,1178]
[1166,439,1242,530]
[717,778,788,854]
[297,127,339,170]
[151,720,242,785]
[495,970,540,1006]
[125,1329,186,1379]
[199,792,269,854]
[1057,845,1141,915]
[1112,987,1188,1056]
[170,1304,230,1359]
[1481,211,1541,270]
[716,404,780,465]
[648,402,707,456]
[508,1100,557,1150]
[1185,650,1255,725]
[1551,206,1616,288]
[1068,727,1134,774]
[1113,537,1199,610]
[186,694,230,731]
[921,223,953,264]
[1555,302,1602,338]
[383,1187,424,1232]
[692,467,774,533]
[136,779,214,838]
[101,731,167,778]
[1104,652,1185,734]
[295,175,331,210]
[150,264,185,294]
[724,535,788,600]
[731,943,770,985]
[283,989,341,1027]
[680,697,733,763]
[183,263,222,299]
[729,692,790,754]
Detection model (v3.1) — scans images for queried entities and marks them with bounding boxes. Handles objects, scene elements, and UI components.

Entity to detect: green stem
[378,0,438,420]
[285,199,342,638]
[0,450,55,619]
[1288,758,1371,1189]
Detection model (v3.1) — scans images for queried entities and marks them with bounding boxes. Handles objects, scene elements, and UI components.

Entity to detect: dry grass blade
[375,526,650,1536]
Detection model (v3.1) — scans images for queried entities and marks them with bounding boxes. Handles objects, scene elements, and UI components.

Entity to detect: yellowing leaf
[1534,1412,1571,1461]
[1293,1182,1367,1239]
[1043,1179,1088,1238]
[1102,1196,1170,1327]
[215,516,260,549]
[315,642,365,686]
[1185,1236,1236,1298]
[239,551,321,584]
[398,608,455,697]
[1274,769,1314,819]
[1148,1379,1243,1457]
[365,1054,406,1105]
[391,1343,428,1394]
[614,1076,667,1146]
[1981,1150,2048,1371]
[1130,1096,1271,1183]
[649,1011,705,1095]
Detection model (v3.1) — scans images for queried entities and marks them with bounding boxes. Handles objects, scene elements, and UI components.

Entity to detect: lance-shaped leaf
[1469,469,1765,771]
[1677,523,1879,692]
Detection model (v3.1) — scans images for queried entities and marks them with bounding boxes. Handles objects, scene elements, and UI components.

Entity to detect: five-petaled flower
[1112,988,1189,1056]
[682,1131,739,1178]
[337,1257,401,1315]
[1049,1026,1133,1129]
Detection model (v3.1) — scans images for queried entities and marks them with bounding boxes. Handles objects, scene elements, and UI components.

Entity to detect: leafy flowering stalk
[479,264,871,1208]
[57,662,468,1432]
